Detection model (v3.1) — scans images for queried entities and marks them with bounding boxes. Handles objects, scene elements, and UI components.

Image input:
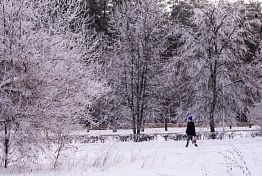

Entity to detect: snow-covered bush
[0,0,108,168]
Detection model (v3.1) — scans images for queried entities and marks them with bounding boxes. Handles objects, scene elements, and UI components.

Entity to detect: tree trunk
[209,61,218,133]
[4,120,10,168]
[164,118,168,131]
[54,140,63,169]
[132,120,136,134]
[139,66,147,133]
[209,114,215,133]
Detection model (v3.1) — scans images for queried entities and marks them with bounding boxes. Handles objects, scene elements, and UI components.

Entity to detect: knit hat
[187,116,193,121]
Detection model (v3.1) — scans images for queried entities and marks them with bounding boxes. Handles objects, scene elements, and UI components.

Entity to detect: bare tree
[0,0,44,168]
[176,0,261,133]
[32,0,108,168]
[107,0,169,140]
[0,0,108,168]
[248,41,262,129]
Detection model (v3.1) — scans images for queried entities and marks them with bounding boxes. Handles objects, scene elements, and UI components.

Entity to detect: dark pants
[186,135,197,147]
[186,135,192,147]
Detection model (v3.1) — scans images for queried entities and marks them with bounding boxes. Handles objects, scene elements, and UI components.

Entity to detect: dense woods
[0,0,261,168]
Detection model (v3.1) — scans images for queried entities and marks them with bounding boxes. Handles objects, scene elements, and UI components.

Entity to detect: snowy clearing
[1,137,262,176]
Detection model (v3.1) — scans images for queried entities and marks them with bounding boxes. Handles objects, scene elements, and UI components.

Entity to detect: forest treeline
[0,0,261,168]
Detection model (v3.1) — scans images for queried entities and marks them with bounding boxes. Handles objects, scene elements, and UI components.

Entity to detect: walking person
[185,115,198,147]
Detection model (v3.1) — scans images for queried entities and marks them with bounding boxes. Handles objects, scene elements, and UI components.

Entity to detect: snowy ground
[1,137,262,176]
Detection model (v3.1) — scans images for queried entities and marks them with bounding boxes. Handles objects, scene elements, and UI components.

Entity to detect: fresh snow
[1,137,261,176]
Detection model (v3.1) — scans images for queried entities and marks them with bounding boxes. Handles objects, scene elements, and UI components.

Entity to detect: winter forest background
[0,0,262,174]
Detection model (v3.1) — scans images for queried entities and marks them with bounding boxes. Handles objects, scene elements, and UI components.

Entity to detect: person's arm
[186,123,189,135]
[192,122,196,136]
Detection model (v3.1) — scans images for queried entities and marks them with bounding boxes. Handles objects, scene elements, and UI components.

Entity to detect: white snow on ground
[1,137,262,176]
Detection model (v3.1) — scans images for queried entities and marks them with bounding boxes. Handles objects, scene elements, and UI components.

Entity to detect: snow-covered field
[1,137,262,176]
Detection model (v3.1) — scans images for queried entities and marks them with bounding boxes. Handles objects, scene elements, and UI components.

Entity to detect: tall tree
[176,0,261,133]
[0,0,108,168]
[247,35,262,128]
[0,0,43,168]
[107,0,168,139]
[33,0,108,167]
